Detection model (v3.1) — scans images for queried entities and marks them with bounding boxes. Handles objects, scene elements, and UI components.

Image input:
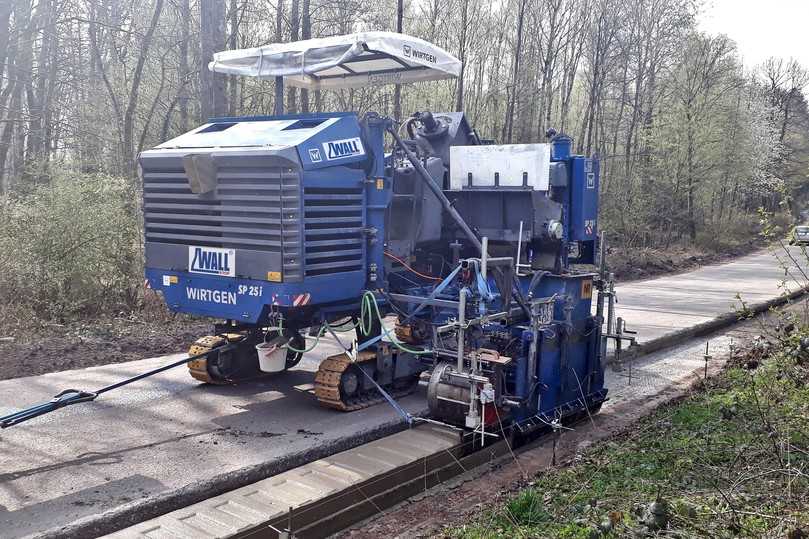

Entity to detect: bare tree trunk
[536,0,562,138]
[11,0,32,182]
[120,0,165,177]
[0,85,20,193]
[25,0,56,183]
[88,1,124,174]
[454,0,468,112]
[178,0,190,132]
[0,0,12,85]
[287,0,300,113]
[274,0,284,115]
[503,0,526,144]
[42,14,59,173]
[686,104,696,242]
[560,20,585,132]
[0,12,19,193]
[300,0,311,113]
[200,0,227,121]
[228,0,239,116]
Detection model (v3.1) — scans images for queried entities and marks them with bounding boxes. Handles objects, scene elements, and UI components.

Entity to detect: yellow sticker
[581,279,593,300]
[267,271,282,282]
[376,178,385,190]
[169,275,178,284]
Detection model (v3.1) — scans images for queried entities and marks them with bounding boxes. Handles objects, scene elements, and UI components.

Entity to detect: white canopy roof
[209,31,462,90]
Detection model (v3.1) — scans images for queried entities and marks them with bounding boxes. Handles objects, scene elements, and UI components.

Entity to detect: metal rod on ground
[0,345,234,429]
[607,274,615,339]
[614,316,624,374]
[627,319,632,386]
[704,341,711,380]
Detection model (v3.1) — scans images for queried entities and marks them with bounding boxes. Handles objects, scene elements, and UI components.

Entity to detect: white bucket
[256,340,287,373]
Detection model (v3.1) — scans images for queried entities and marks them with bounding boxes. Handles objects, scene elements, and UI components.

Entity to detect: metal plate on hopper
[449,143,551,191]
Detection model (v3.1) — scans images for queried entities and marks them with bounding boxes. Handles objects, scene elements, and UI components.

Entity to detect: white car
[789,225,809,245]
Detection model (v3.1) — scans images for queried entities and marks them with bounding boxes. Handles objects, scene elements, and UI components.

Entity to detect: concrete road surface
[615,245,808,342]
[0,245,806,538]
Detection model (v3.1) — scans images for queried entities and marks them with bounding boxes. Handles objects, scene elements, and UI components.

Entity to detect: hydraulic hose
[527,271,549,299]
[361,291,432,355]
[268,292,431,357]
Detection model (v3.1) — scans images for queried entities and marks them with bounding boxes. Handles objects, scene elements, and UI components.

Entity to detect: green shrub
[0,172,143,320]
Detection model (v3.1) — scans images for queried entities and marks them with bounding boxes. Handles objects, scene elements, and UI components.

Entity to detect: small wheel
[284,330,306,370]
[340,366,362,398]
[208,347,236,379]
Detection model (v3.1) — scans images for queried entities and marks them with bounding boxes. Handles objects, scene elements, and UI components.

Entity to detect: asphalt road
[0,245,806,538]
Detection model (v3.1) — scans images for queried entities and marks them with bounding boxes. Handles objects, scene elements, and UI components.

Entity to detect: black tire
[339,364,364,400]
[284,330,306,370]
[207,347,236,379]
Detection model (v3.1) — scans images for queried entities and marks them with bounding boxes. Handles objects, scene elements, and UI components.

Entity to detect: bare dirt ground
[0,306,210,381]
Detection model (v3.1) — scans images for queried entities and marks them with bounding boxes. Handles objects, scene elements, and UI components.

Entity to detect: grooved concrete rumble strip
[105,424,459,538]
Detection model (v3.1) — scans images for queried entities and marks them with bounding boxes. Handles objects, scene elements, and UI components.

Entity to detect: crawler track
[314,350,421,412]
[187,335,232,384]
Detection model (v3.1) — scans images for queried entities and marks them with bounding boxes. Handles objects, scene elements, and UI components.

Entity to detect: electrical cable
[383,251,442,282]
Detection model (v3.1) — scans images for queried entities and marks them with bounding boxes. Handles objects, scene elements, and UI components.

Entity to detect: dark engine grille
[142,163,302,281]
[303,187,364,276]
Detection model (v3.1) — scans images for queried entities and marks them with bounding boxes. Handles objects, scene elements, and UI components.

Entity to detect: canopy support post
[274,76,284,115]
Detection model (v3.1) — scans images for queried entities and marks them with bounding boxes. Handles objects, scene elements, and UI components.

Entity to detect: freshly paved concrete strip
[0,245,806,538]
[343,315,772,538]
[104,423,459,539]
